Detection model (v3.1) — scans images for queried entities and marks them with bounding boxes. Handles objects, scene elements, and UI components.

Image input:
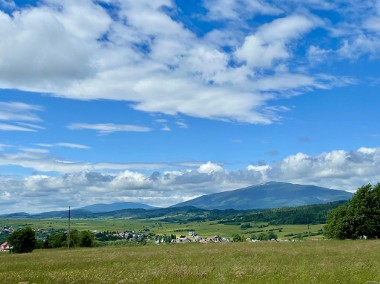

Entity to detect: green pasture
[1,240,379,283]
[0,218,324,239]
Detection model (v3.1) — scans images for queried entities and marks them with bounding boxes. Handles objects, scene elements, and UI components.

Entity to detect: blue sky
[0,0,380,213]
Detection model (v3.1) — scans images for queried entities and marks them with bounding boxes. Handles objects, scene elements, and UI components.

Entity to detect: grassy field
[0,218,324,239]
[0,240,379,283]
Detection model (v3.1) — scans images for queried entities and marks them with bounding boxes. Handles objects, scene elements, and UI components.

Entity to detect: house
[175,236,192,243]
[0,242,11,252]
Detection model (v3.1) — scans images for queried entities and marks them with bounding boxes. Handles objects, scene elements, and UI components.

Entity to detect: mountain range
[0,182,353,218]
[172,182,353,210]
[79,202,156,212]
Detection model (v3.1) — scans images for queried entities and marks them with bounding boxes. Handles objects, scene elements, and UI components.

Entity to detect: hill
[79,202,156,212]
[172,182,353,210]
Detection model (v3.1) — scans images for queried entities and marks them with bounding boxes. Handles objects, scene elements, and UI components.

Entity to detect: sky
[0,0,380,213]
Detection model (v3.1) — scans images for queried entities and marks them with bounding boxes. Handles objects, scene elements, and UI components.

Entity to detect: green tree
[67,231,80,247]
[46,232,67,248]
[267,231,278,240]
[232,234,244,242]
[257,232,269,241]
[325,183,380,239]
[8,227,36,253]
[79,231,94,247]
[324,206,351,239]
[240,223,252,230]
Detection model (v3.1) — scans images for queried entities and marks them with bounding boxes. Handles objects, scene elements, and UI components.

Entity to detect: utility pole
[68,206,71,249]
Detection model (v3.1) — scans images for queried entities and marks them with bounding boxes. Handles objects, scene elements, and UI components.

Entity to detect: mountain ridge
[172,181,353,210]
[79,202,156,212]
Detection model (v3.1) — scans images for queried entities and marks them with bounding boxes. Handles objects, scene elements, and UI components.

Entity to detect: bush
[8,227,36,253]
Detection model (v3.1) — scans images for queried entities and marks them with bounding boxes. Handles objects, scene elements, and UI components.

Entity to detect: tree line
[324,183,380,239]
[7,228,94,253]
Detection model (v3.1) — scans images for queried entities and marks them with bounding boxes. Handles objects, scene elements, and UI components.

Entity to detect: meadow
[1,240,379,283]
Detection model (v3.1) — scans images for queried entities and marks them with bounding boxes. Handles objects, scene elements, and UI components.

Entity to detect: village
[0,224,283,252]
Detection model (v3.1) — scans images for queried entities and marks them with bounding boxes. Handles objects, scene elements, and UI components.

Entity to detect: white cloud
[198,161,224,174]
[235,14,319,68]
[67,123,152,134]
[338,35,380,59]
[161,125,171,132]
[0,0,15,9]
[1,147,380,213]
[20,148,50,154]
[0,1,354,124]
[204,0,281,20]
[56,143,91,149]
[0,123,40,132]
[36,142,91,149]
[0,102,44,131]
[0,144,12,151]
[0,101,43,122]
[176,121,188,129]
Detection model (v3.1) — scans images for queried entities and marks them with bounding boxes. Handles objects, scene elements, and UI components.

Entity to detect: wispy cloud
[36,142,91,150]
[56,142,91,149]
[160,125,171,132]
[0,123,40,132]
[0,143,12,151]
[0,0,15,9]
[176,121,188,129]
[20,147,50,154]
[0,102,44,131]
[67,123,152,134]
[0,102,43,121]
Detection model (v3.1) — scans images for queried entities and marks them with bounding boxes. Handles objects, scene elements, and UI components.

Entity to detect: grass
[1,240,379,283]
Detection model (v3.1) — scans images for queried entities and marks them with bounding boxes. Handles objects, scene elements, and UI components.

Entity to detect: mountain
[172,182,353,210]
[78,202,156,212]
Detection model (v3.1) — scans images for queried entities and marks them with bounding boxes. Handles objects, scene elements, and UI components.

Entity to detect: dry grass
[1,240,379,283]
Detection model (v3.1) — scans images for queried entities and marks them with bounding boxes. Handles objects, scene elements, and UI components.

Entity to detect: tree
[46,232,67,248]
[325,183,380,239]
[232,234,244,242]
[324,206,351,239]
[267,231,278,240]
[8,227,36,253]
[67,231,80,247]
[257,232,269,241]
[79,231,94,247]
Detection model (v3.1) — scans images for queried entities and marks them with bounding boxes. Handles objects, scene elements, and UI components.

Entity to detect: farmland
[1,240,380,283]
[0,218,324,240]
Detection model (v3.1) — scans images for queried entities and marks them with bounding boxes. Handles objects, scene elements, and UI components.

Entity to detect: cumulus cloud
[1,147,379,213]
[198,161,224,174]
[0,1,356,124]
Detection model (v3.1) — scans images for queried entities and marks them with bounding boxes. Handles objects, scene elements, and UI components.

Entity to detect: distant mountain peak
[172,182,353,210]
